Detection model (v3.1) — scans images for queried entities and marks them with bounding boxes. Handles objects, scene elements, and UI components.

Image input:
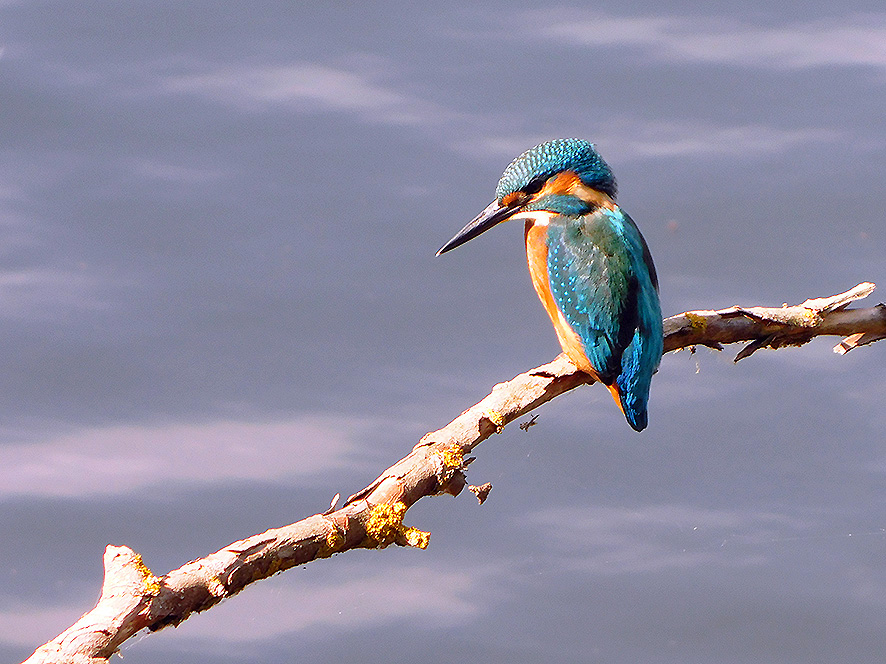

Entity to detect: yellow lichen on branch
[131,553,162,596]
[362,501,430,550]
[436,445,464,471]
[484,410,506,433]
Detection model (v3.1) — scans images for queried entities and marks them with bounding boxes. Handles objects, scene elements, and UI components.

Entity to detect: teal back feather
[546,207,662,431]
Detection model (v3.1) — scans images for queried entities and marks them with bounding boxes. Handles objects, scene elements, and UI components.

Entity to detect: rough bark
[24,283,886,664]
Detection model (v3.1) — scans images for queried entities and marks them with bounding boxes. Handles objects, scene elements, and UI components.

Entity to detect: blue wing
[546,206,663,430]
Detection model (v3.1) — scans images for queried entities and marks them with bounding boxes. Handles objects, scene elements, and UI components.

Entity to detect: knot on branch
[316,517,345,558]
[482,409,506,434]
[204,574,227,598]
[432,444,468,497]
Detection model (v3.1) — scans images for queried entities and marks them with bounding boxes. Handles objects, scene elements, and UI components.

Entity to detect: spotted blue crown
[495,138,617,202]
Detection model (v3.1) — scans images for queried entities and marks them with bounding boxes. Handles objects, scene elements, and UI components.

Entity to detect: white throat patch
[509,210,557,227]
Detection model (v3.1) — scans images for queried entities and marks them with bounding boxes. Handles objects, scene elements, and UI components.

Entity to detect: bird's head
[437,138,616,255]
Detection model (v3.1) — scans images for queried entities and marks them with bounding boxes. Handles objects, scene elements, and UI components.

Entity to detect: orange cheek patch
[540,171,583,196]
[539,171,615,208]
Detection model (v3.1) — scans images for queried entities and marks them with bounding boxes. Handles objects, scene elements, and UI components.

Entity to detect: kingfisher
[437,138,663,431]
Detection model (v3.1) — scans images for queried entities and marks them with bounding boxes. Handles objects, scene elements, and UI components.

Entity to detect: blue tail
[615,285,663,432]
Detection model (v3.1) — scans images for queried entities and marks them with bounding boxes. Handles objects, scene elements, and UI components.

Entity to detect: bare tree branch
[24,283,886,664]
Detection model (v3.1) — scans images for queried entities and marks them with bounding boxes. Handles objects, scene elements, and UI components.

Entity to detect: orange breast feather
[523,220,626,412]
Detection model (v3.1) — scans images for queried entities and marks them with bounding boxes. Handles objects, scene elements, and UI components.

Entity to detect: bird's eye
[523,178,545,195]
[502,179,544,207]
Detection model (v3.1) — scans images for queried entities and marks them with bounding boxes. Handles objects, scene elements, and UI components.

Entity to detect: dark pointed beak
[436,200,518,256]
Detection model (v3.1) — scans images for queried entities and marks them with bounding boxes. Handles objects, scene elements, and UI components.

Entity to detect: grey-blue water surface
[1,2,884,662]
